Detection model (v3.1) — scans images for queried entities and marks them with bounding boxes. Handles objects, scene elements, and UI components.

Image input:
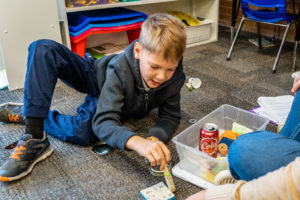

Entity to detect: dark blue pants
[23,39,100,146]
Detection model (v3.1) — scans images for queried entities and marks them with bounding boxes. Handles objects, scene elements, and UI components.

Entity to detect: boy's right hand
[125,135,170,171]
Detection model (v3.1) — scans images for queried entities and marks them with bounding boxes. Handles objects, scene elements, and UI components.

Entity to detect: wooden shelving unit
[58,0,219,50]
[66,0,179,13]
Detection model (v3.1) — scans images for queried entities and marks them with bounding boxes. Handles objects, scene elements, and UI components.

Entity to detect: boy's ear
[133,42,141,60]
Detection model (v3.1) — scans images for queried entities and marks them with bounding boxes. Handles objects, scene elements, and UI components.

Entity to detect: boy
[0,13,187,182]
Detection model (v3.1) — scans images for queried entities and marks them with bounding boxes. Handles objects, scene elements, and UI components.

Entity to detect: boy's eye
[168,69,175,72]
[151,66,159,69]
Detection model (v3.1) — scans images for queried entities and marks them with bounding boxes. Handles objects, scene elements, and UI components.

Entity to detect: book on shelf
[86,43,127,59]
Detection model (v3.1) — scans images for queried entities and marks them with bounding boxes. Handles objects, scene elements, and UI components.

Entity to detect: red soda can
[199,123,219,158]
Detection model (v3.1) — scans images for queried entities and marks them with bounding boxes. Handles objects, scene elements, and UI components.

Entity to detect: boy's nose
[157,72,167,81]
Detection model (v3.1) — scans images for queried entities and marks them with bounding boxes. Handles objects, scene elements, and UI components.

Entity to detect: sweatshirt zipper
[144,92,149,112]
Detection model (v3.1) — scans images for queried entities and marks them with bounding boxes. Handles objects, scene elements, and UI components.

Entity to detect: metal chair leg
[227,16,246,61]
[257,22,262,49]
[231,26,235,42]
[272,23,291,73]
[272,26,276,42]
[292,41,298,72]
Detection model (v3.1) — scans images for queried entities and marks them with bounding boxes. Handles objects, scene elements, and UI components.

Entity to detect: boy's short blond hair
[139,13,186,61]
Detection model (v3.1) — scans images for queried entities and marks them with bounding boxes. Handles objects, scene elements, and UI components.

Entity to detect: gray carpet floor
[0,26,296,199]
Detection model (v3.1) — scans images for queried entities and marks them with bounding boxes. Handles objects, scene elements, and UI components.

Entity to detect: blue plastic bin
[68,8,147,32]
[69,16,146,36]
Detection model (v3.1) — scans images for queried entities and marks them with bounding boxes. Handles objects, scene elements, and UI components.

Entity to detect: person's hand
[125,135,170,170]
[185,190,207,200]
[291,75,300,95]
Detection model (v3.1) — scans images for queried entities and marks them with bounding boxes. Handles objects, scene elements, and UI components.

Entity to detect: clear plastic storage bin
[172,104,269,187]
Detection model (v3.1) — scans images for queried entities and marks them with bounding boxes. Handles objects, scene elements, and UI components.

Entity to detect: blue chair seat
[245,10,294,23]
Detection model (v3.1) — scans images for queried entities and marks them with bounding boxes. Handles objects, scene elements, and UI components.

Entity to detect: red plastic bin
[70,22,142,57]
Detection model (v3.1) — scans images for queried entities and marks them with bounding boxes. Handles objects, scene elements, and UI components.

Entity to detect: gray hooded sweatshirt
[92,41,185,150]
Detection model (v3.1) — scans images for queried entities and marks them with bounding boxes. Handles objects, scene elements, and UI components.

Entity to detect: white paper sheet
[253,95,294,125]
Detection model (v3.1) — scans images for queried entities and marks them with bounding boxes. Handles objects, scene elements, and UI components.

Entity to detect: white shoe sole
[0,102,23,107]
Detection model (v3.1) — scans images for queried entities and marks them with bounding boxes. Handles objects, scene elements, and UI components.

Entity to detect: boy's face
[134,42,179,88]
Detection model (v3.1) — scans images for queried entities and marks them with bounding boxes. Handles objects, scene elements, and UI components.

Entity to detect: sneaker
[0,132,53,182]
[0,102,25,124]
[214,170,237,185]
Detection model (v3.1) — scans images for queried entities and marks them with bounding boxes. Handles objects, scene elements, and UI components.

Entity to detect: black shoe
[0,102,25,124]
[0,132,53,182]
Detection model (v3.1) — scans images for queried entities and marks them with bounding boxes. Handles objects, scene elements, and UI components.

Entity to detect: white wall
[0,0,62,90]
[0,44,4,70]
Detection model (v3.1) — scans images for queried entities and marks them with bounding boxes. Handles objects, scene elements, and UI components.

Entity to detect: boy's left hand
[126,135,170,170]
[146,136,171,171]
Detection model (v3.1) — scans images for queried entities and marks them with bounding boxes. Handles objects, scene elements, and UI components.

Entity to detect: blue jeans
[228,91,300,181]
[23,39,99,146]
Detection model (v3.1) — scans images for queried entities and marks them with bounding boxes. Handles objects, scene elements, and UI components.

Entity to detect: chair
[226,0,295,73]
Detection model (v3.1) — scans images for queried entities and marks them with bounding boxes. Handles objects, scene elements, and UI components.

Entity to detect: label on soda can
[199,123,219,158]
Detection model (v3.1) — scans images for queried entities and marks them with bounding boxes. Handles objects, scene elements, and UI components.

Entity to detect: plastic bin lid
[69,16,146,37]
[68,7,148,32]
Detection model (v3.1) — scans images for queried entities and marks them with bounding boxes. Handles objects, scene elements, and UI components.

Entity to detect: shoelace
[9,145,26,160]
[4,140,26,160]
[8,114,21,123]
